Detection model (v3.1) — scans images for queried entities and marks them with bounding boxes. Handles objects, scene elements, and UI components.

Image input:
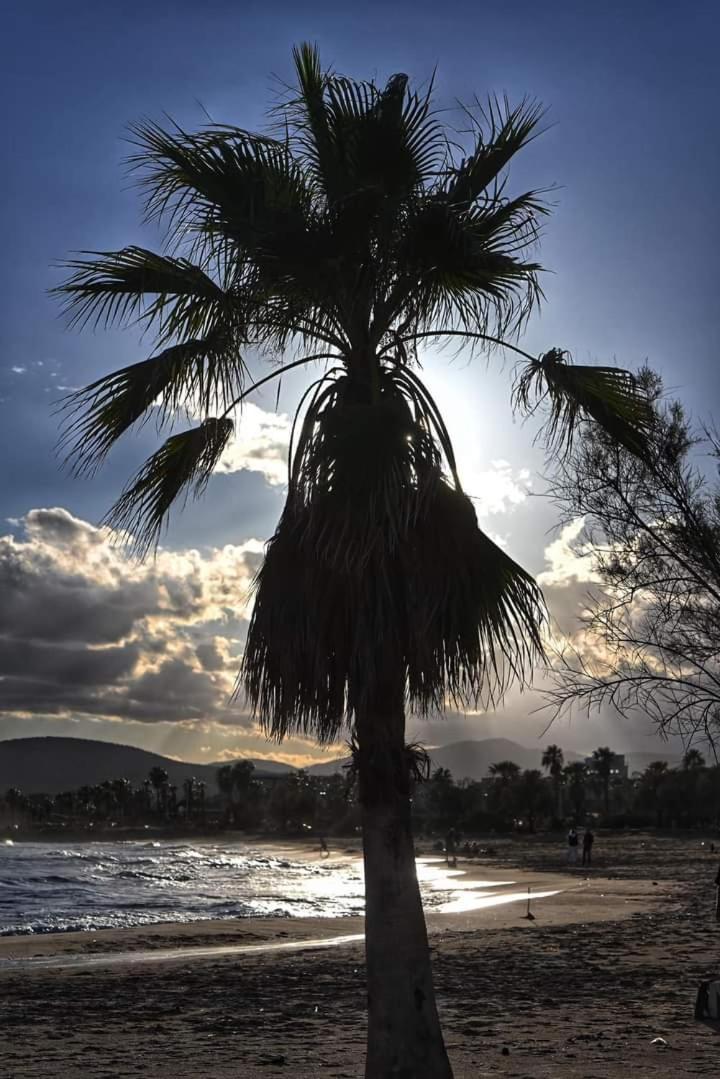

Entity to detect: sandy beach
[1,833,718,1077]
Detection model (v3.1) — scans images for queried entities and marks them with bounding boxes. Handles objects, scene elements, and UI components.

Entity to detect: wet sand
[1,833,718,1077]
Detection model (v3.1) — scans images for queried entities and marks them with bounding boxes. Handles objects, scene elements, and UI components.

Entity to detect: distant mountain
[307,739,689,782]
[308,738,585,781]
[429,738,584,780]
[0,737,293,795]
[0,736,685,795]
[625,750,682,775]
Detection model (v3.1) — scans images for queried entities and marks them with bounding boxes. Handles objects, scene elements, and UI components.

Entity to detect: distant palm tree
[682,748,705,770]
[196,780,206,822]
[541,743,564,818]
[4,788,25,827]
[641,761,670,826]
[54,45,651,1077]
[489,760,522,786]
[111,778,133,822]
[216,764,236,819]
[183,777,196,820]
[148,766,169,816]
[231,760,255,792]
[591,747,615,816]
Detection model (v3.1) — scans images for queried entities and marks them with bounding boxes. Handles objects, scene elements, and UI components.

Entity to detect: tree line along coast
[2,744,717,840]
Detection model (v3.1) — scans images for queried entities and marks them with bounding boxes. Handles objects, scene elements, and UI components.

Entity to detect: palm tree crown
[55,42,650,747]
[489,760,522,784]
[541,743,564,777]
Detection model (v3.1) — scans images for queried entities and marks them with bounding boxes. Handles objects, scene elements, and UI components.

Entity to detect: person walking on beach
[582,828,595,867]
[567,827,579,865]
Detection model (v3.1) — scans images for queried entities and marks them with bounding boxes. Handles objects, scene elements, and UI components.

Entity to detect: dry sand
[1,833,718,1077]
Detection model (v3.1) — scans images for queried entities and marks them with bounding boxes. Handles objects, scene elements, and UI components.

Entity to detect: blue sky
[1,2,718,765]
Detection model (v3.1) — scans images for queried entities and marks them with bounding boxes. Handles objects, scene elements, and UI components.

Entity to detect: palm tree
[54,45,651,1078]
[216,764,236,820]
[148,766,169,816]
[4,788,25,827]
[541,743,564,818]
[591,747,615,817]
[488,760,522,785]
[640,760,670,826]
[563,762,587,821]
[196,780,206,822]
[111,778,133,822]
[682,748,705,770]
[183,777,196,820]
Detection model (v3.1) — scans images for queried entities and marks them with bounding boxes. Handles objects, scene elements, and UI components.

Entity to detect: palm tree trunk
[356,671,453,1079]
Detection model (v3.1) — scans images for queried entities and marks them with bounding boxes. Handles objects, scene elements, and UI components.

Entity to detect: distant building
[584,753,628,781]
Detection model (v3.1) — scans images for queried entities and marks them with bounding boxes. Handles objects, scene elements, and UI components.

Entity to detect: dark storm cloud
[0,508,259,728]
[0,637,139,685]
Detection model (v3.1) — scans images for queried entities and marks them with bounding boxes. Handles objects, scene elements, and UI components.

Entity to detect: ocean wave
[0,840,366,936]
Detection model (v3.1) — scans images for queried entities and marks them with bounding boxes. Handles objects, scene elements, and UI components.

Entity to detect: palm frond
[444,95,546,206]
[242,476,545,741]
[513,349,655,457]
[105,418,234,555]
[387,198,544,338]
[241,367,546,740]
[287,42,338,197]
[57,332,246,474]
[128,119,313,257]
[287,43,444,207]
[54,247,226,339]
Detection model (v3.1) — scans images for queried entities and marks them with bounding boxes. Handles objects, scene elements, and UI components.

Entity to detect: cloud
[216,402,291,487]
[0,507,262,728]
[466,460,532,518]
[538,518,600,589]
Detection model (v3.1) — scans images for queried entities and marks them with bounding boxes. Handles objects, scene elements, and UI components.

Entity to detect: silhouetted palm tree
[149,766,169,816]
[216,764,236,819]
[183,777,196,820]
[111,778,133,821]
[489,760,522,786]
[4,788,25,826]
[541,743,564,817]
[591,747,615,816]
[55,45,650,1077]
[641,760,670,827]
[682,748,705,770]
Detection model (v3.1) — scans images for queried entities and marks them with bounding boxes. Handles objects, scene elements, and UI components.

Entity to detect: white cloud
[216,402,291,487]
[538,518,600,588]
[10,366,26,375]
[466,460,532,517]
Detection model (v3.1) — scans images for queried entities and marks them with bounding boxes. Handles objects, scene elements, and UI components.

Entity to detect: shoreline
[1,833,716,1078]
[0,844,674,962]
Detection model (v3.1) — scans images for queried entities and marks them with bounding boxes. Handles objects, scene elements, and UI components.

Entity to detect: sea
[0,839,473,936]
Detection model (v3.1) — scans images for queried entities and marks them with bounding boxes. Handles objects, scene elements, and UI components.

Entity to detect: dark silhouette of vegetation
[0,763,360,837]
[53,44,652,1077]
[4,742,718,838]
[563,762,588,820]
[541,743,564,818]
[590,746,615,816]
[545,369,720,752]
